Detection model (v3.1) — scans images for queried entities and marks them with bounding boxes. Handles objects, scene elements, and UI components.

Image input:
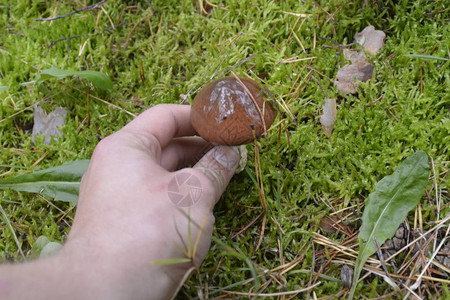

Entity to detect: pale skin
[0,104,240,300]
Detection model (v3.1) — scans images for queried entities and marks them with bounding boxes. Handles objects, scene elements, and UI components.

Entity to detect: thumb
[192,145,240,206]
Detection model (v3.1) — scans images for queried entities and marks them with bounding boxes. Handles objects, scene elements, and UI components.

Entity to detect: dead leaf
[335,49,374,94]
[32,104,67,144]
[355,25,386,55]
[341,264,353,289]
[343,49,367,64]
[319,215,339,233]
[320,98,337,136]
[334,26,385,94]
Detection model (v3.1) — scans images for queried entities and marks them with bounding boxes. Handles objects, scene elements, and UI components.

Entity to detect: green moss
[1,0,448,298]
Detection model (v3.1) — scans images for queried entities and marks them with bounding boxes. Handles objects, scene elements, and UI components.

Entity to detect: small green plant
[32,66,112,92]
[1,0,448,298]
[349,151,429,299]
[0,160,89,204]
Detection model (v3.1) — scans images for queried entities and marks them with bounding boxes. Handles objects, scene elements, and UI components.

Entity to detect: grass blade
[149,258,191,265]
[404,54,449,61]
[0,202,25,258]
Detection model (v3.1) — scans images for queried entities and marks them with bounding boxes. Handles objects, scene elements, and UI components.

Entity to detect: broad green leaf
[149,258,191,265]
[0,160,90,204]
[34,66,112,91]
[348,151,429,299]
[0,86,9,91]
[30,236,62,258]
[31,236,51,256]
[40,242,63,258]
[404,54,449,61]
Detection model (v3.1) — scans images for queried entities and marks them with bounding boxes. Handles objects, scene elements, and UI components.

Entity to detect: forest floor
[0,1,448,299]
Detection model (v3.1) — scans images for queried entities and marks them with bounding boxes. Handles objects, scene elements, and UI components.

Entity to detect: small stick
[430,156,440,253]
[220,282,321,297]
[100,5,115,29]
[231,211,264,239]
[387,108,399,121]
[280,56,316,64]
[56,206,75,224]
[254,213,267,252]
[373,237,397,288]
[409,226,450,291]
[72,88,136,117]
[35,0,106,22]
[48,34,95,49]
[122,17,145,49]
[291,28,306,52]
[31,151,50,168]
[310,75,328,98]
[286,15,301,44]
[282,11,313,18]
[307,65,334,83]
[38,195,72,225]
[0,105,34,123]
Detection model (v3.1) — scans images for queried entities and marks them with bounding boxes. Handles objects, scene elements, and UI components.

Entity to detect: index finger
[123,104,196,149]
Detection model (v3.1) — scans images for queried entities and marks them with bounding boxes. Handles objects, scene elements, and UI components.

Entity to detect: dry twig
[220,281,321,297]
[35,0,106,22]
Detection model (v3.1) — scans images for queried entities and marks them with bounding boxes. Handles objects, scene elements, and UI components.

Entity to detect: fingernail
[214,146,239,170]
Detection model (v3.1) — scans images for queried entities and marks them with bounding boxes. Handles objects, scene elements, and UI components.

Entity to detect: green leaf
[348,151,429,299]
[404,54,449,61]
[34,66,112,91]
[31,236,51,256]
[40,242,63,258]
[0,160,90,204]
[149,258,191,265]
[31,236,62,258]
[0,86,9,91]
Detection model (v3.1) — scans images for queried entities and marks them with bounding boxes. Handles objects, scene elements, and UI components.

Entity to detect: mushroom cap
[191,77,276,146]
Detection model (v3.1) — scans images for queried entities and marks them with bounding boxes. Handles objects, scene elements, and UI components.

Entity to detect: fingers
[122,104,196,150]
[160,137,213,171]
[191,146,240,207]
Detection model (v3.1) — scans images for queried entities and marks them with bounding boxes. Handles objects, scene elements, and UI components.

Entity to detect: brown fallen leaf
[355,25,386,55]
[343,48,367,64]
[334,26,385,94]
[335,49,374,94]
[32,104,67,144]
[319,215,339,233]
[320,98,337,136]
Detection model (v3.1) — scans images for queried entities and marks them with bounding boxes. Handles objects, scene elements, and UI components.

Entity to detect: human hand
[62,104,240,299]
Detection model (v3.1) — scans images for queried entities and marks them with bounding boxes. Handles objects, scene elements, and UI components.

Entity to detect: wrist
[60,235,185,299]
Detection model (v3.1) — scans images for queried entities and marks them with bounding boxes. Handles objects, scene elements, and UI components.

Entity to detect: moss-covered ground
[1,0,449,298]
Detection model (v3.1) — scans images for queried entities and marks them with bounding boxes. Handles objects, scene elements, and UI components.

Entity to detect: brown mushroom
[190,77,276,146]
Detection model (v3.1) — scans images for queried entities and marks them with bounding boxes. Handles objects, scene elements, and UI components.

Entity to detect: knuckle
[92,136,113,158]
[150,103,171,114]
[91,134,121,160]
